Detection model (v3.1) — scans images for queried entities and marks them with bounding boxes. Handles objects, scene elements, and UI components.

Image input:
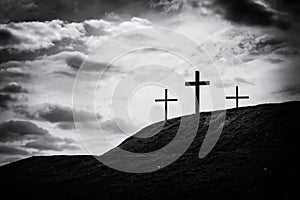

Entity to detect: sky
[0,0,299,165]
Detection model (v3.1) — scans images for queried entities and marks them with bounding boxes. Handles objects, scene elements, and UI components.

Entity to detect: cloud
[49,51,121,73]
[22,137,79,151]
[55,122,76,130]
[37,104,77,123]
[0,120,80,151]
[0,0,161,23]
[0,93,16,108]
[0,17,153,72]
[155,0,299,30]
[62,51,86,70]
[267,58,283,64]
[0,120,80,165]
[0,61,31,84]
[17,103,101,122]
[0,70,31,85]
[15,104,101,130]
[49,51,86,70]
[239,36,285,56]
[0,20,86,52]
[234,77,255,85]
[0,145,30,155]
[212,0,287,29]
[0,29,21,46]
[0,82,29,113]
[0,120,48,142]
[0,82,28,93]
[273,84,300,97]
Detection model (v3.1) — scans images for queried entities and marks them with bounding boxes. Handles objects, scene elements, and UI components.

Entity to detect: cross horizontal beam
[226,96,249,99]
[155,99,178,102]
[185,81,210,86]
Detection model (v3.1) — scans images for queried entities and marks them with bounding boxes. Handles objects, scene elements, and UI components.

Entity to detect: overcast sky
[0,0,299,165]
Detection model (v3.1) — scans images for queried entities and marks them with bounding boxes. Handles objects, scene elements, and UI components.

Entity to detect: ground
[0,101,298,200]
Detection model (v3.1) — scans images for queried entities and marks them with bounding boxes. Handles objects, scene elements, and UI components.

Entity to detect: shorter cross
[155,89,178,121]
[226,86,249,108]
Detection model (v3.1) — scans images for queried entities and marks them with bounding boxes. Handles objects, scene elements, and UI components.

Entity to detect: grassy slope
[0,101,298,199]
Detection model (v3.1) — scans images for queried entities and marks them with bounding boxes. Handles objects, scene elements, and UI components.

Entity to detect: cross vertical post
[226,86,249,108]
[185,71,210,113]
[165,89,168,121]
[236,85,239,108]
[155,89,178,121]
[195,71,200,114]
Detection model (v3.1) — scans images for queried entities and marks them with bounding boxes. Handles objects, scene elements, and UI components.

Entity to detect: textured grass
[0,101,298,200]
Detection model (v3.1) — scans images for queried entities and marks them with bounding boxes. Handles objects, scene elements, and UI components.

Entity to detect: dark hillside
[0,101,298,200]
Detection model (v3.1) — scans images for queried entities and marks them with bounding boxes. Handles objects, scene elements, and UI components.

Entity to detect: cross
[226,86,249,108]
[185,71,210,113]
[155,89,178,121]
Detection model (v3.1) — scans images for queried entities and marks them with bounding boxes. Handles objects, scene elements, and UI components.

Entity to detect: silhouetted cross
[185,71,210,113]
[155,89,178,121]
[226,86,249,108]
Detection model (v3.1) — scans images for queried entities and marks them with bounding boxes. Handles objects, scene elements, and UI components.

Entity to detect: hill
[0,101,298,200]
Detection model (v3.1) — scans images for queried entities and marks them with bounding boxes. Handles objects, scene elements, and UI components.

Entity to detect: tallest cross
[185,71,210,113]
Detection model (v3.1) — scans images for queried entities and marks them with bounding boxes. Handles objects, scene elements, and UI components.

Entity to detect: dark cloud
[158,0,299,30]
[38,104,101,123]
[0,120,48,142]
[55,122,76,130]
[266,0,300,19]
[267,58,283,63]
[0,38,87,65]
[15,104,101,130]
[51,51,86,70]
[213,0,288,29]
[275,48,299,56]
[0,82,28,93]
[38,104,75,123]
[52,71,76,78]
[0,70,31,85]
[83,22,110,37]
[238,37,285,56]
[0,62,31,85]
[0,29,21,46]
[53,51,120,73]
[0,0,161,23]
[0,93,16,108]
[0,145,29,155]
[0,120,80,151]
[65,53,85,70]
[273,84,300,96]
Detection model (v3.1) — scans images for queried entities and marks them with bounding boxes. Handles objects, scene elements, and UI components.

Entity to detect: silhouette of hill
[0,102,298,200]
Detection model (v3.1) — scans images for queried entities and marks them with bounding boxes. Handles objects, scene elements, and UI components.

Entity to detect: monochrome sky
[0,0,299,165]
